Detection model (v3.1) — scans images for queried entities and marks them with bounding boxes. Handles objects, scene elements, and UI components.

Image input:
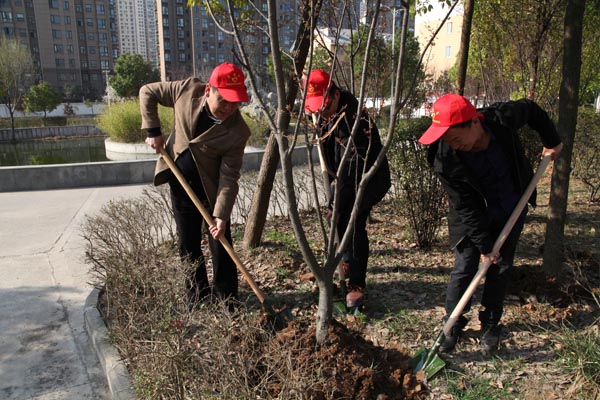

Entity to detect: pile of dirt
[272,318,428,399]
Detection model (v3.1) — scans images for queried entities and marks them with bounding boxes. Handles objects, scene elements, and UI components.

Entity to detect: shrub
[572,108,600,202]
[241,110,269,147]
[82,185,326,398]
[97,99,173,143]
[387,117,447,248]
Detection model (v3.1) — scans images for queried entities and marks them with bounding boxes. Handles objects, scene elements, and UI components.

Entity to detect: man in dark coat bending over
[419,94,563,354]
[305,69,391,309]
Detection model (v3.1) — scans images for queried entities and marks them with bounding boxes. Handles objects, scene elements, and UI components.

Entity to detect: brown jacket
[139,77,251,220]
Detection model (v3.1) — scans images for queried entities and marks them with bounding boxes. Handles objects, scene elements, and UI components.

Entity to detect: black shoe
[440,315,468,353]
[480,324,501,353]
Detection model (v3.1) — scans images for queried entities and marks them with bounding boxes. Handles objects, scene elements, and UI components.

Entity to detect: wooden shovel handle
[443,155,552,336]
[159,148,266,303]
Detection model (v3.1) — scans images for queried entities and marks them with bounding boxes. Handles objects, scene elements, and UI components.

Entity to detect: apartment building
[116,0,158,69]
[414,1,463,79]
[156,0,299,88]
[0,0,119,100]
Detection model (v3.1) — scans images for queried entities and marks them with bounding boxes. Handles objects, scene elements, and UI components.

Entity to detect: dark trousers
[169,178,237,299]
[445,213,525,326]
[337,206,371,288]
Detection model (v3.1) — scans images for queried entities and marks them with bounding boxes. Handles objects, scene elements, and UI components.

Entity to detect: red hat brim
[217,86,249,103]
[418,124,451,145]
[304,95,327,113]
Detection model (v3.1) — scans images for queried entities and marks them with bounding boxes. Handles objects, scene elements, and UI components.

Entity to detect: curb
[84,288,136,400]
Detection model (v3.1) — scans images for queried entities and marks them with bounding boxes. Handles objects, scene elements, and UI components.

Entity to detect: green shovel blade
[410,346,446,378]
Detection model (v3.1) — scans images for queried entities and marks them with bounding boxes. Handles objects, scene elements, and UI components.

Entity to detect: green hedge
[97,99,174,143]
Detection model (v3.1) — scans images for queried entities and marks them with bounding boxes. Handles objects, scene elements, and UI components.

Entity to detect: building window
[16,13,25,21]
[63,1,70,10]
[97,19,106,29]
[99,46,108,56]
[445,46,452,58]
[49,0,59,9]
[67,44,73,53]
[178,53,186,62]
[164,41,170,50]
[178,41,185,50]
[50,14,61,24]
[89,47,96,55]
[80,46,86,54]
[177,29,184,38]
[176,6,183,15]
[76,4,82,12]
[66,30,72,39]
[54,44,64,53]
[88,32,94,40]
[86,18,93,27]
[176,18,184,27]
[85,4,92,12]
[52,29,62,38]
[64,16,71,24]
[98,32,107,42]
[101,60,109,69]
[96,4,105,14]
[55,58,65,67]
[447,22,453,33]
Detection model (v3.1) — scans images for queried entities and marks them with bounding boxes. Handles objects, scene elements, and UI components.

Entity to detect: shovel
[410,155,552,378]
[160,148,293,329]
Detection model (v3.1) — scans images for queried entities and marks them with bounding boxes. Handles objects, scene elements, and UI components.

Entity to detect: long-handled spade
[410,155,553,378]
[160,148,293,330]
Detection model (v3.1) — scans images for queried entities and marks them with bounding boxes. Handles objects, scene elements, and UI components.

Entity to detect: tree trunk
[543,0,584,277]
[242,134,280,248]
[315,272,335,344]
[242,0,321,249]
[456,0,474,95]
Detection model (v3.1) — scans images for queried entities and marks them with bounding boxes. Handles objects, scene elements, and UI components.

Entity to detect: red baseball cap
[418,94,481,144]
[208,62,249,102]
[304,69,331,113]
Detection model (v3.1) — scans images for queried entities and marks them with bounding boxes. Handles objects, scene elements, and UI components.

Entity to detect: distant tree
[0,38,36,139]
[24,81,62,122]
[108,53,159,98]
[63,84,83,102]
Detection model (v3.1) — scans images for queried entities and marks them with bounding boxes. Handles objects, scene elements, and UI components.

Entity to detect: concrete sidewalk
[0,184,147,399]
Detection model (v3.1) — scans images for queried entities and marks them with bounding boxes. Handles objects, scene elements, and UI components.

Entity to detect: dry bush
[572,108,600,202]
[82,185,326,399]
[388,117,447,249]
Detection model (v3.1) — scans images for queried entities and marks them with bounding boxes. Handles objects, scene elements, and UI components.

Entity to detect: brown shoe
[346,285,365,308]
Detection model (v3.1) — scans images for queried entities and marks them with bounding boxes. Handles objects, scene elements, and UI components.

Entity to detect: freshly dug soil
[272,318,428,399]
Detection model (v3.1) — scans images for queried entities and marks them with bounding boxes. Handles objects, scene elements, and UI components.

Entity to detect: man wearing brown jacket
[140,62,251,308]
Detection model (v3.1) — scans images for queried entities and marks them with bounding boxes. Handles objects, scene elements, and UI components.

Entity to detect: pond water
[0,136,109,166]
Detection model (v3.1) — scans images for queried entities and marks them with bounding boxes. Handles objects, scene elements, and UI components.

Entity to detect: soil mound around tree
[273,318,428,399]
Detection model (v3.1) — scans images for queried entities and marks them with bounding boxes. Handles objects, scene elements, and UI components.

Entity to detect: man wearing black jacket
[305,69,391,309]
[418,94,563,353]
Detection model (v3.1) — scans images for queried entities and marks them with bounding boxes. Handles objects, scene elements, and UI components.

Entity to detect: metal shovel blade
[409,331,446,378]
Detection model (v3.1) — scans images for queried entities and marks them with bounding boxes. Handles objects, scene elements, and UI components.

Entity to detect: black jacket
[323,90,391,213]
[426,98,562,253]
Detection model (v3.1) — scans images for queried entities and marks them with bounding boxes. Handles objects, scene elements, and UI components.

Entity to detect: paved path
[0,185,147,399]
